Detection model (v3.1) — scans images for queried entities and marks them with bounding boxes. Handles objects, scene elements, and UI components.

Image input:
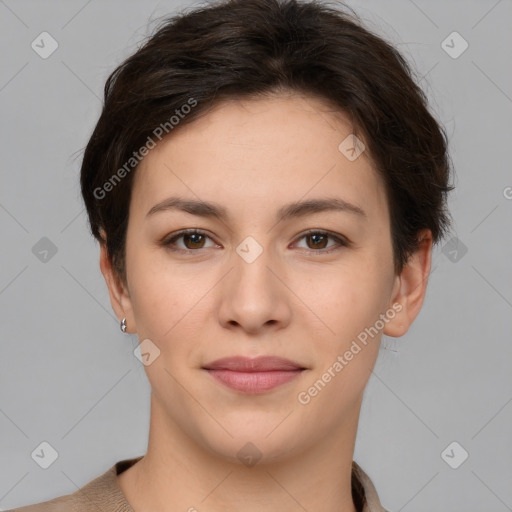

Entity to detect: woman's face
[106,93,416,464]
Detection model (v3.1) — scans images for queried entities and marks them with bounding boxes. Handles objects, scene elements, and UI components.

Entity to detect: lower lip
[205,369,303,394]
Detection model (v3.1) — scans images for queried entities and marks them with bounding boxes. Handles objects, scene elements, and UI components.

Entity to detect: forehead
[131,93,388,225]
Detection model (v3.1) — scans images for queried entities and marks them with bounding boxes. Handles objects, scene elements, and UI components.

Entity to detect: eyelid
[161,228,218,251]
[291,228,350,253]
[161,228,350,253]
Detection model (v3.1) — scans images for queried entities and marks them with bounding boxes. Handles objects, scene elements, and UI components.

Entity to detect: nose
[216,243,292,335]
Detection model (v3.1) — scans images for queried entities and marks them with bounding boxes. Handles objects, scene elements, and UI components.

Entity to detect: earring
[120,317,127,333]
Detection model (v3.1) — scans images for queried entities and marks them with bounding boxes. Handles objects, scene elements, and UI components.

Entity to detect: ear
[383,229,433,338]
[99,230,136,334]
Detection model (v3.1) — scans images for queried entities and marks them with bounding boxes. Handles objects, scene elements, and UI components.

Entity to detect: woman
[7,0,452,510]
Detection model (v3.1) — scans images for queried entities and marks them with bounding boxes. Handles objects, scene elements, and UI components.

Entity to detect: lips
[202,356,306,394]
[203,356,305,372]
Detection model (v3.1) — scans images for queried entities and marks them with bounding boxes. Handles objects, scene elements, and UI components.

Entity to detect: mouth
[202,356,307,394]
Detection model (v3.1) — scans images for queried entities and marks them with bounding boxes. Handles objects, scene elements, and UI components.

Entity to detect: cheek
[294,267,389,419]
[125,234,201,337]
[124,259,174,348]
[311,260,392,342]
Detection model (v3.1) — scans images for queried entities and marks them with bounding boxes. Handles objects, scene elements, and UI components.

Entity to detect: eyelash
[161,228,350,255]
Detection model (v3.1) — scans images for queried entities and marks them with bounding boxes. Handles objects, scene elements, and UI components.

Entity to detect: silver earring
[120,317,127,333]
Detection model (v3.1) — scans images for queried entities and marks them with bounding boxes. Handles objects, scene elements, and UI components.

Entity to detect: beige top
[6,456,388,511]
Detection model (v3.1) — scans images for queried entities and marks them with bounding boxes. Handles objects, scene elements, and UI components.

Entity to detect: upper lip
[202,356,305,372]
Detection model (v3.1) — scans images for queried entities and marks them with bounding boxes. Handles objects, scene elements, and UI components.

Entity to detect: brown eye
[162,230,217,252]
[306,233,329,249]
[182,233,206,249]
[294,230,349,253]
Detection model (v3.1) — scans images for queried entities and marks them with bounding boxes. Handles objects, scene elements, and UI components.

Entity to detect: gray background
[1,0,511,510]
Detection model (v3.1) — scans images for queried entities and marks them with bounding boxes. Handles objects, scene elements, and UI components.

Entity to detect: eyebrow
[146,196,366,222]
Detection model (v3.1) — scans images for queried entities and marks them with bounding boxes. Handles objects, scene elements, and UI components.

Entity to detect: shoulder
[3,456,143,512]
[2,493,74,512]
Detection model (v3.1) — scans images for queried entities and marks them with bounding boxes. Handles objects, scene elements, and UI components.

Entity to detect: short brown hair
[80,0,453,284]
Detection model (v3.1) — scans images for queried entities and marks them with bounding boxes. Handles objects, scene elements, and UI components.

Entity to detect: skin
[100,92,432,512]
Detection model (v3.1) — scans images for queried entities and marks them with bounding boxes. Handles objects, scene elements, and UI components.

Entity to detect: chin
[205,435,302,467]
[190,415,313,467]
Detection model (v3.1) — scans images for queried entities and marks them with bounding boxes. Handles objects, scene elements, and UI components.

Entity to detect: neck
[118,392,362,512]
